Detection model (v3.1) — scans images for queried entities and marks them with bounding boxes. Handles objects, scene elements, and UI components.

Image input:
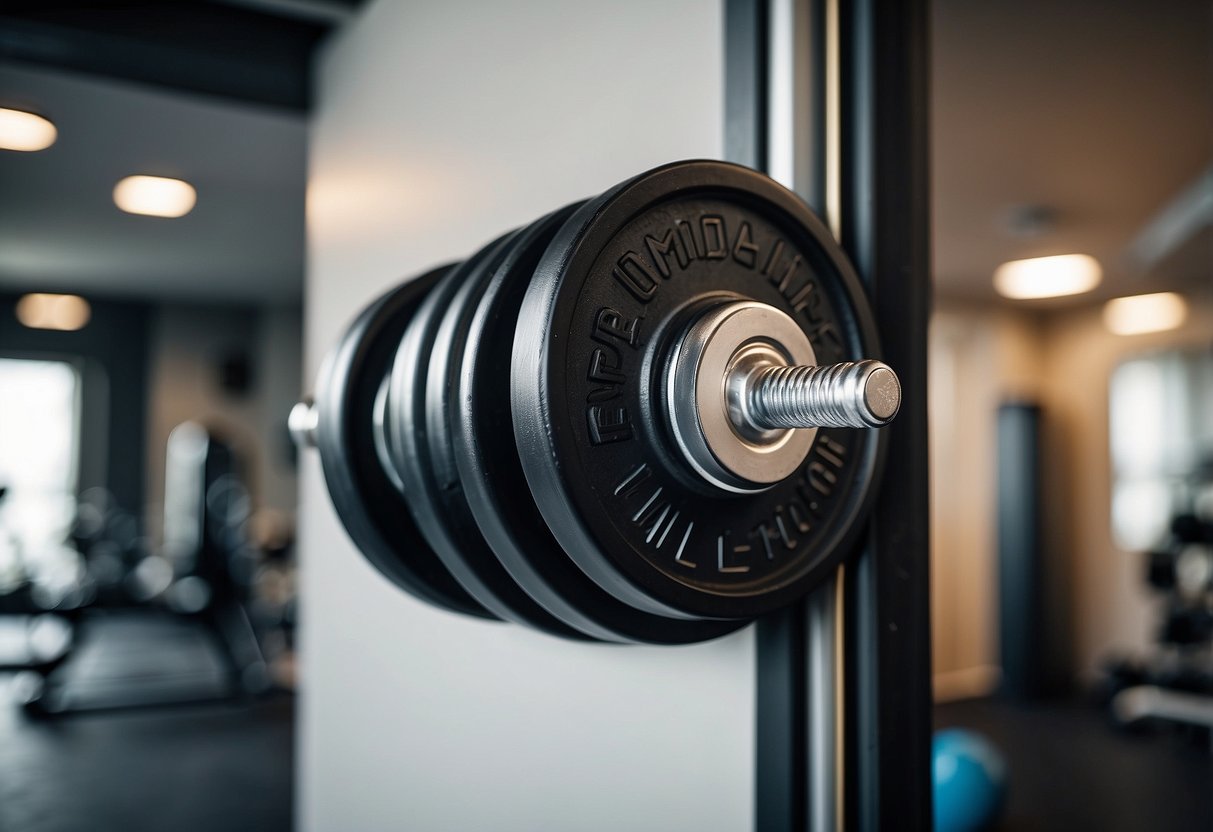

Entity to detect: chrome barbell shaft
[745,359,901,430]
[289,399,319,449]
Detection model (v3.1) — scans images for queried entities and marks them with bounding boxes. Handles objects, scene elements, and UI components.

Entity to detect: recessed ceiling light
[113,175,196,218]
[0,107,57,152]
[1103,292,1187,336]
[15,293,91,331]
[993,254,1101,299]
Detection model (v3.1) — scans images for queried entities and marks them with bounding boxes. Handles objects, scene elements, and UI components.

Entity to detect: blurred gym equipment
[2,423,295,716]
[1105,504,1213,734]
[931,728,1008,832]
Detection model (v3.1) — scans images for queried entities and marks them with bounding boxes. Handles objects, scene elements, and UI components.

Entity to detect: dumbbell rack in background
[298,1,930,830]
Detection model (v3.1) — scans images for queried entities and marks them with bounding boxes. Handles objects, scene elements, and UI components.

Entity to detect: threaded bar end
[747,360,900,430]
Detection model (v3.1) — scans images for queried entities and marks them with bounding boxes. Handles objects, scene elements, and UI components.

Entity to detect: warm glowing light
[15,294,91,331]
[113,175,196,218]
[1103,292,1188,336]
[0,108,57,152]
[993,254,1101,299]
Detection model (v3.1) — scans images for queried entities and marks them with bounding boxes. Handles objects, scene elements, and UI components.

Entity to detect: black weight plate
[314,267,491,618]
[453,204,744,644]
[390,246,502,510]
[372,371,404,493]
[416,231,589,640]
[388,235,577,638]
[513,160,887,621]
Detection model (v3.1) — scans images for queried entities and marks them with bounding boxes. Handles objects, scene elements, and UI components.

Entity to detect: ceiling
[932,0,1212,306]
[0,0,357,110]
[0,0,359,305]
[0,0,1208,306]
[0,62,306,303]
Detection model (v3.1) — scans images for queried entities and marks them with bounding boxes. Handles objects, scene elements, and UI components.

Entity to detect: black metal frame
[840,1,932,827]
[726,1,931,829]
[724,0,770,174]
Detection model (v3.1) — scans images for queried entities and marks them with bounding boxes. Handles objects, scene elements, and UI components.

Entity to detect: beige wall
[929,302,1046,700]
[931,292,1213,698]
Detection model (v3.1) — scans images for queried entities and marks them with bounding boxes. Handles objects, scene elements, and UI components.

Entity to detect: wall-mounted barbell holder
[292,160,899,644]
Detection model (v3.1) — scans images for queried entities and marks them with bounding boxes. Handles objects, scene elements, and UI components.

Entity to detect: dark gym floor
[0,613,293,832]
[0,615,1207,832]
[936,697,1212,832]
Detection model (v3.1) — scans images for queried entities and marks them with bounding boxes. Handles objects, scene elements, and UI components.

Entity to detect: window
[1109,348,1213,551]
[0,358,81,583]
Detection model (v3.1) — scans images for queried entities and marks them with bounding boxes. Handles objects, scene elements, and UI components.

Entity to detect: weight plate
[314,267,491,618]
[512,160,886,620]
[454,204,745,644]
[416,230,589,640]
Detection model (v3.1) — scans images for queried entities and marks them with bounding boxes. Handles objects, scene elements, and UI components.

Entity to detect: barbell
[292,160,899,644]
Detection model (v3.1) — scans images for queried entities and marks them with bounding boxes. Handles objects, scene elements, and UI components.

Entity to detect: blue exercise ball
[932,728,1008,832]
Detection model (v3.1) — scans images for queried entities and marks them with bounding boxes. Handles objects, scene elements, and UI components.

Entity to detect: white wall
[301,2,753,830]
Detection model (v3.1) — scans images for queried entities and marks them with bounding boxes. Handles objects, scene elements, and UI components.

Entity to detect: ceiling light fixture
[15,293,91,331]
[0,107,57,152]
[113,175,197,218]
[1103,292,1188,336]
[993,253,1102,300]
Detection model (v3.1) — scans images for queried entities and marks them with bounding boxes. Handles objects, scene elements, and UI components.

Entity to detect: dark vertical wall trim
[724,0,769,172]
[755,603,809,831]
[0,294,150,512]
[839,1,933,830]
[997,402,1045,700]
